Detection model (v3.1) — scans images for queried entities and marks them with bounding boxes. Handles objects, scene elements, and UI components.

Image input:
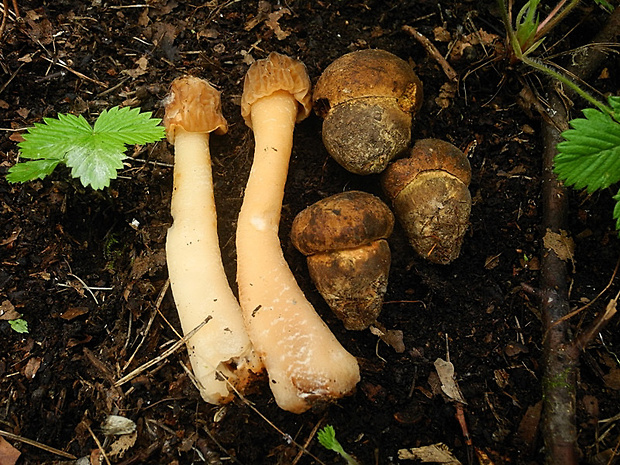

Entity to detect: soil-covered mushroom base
[1,1,619,464]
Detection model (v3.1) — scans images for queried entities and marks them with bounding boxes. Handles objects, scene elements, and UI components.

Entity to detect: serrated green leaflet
[93,106,165,145]
[5,158,63,183]
[614,189,620,233]
[9,319,28,334]
[608,95,620,122]
[66,145,126,190]
[554,107,620,192]
[8,106,165,189]
[19,113,93,160]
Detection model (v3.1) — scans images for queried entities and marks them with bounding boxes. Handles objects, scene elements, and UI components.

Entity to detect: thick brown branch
[540,92,579,465]
[538,7,620,464]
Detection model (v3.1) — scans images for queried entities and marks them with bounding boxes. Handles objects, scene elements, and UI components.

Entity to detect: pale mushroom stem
[167,127,261,404]
[237,91,360,414]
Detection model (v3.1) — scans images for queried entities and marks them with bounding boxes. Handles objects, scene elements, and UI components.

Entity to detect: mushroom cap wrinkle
[164,76,228,143]
[241,52,312,129]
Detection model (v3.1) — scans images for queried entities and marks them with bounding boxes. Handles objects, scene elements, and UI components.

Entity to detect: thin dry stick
[114,316,211,387]
[0,429,77,460]
[222,378,329,465]
[41,56,108,88]
[292,419,325,465]
[552,256,620,328]
[86,423,112,465]
[574,291,619,352]
[0,0,9,40]
[122,279,170,372]
[402,25,458,82]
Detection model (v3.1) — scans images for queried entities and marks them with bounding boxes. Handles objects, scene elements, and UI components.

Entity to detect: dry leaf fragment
[60,307,89,320]
[266,8,291,40]
[398,443,462,463]
[101,415,136,436]
[0,301,20,321]
[434,358,467,404]
[0,437,21,465]
[23,357,42,379]
[107,432,137,458]
[543,229,575,263]
[435,81,457,109]
[370,324,406,353]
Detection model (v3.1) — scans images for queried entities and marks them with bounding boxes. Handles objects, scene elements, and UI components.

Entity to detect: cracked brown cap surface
[313,49,423,117]
[291,190,394,256]
[382,138,471,202]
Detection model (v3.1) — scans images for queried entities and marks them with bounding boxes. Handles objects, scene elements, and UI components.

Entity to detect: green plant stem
[520,54,611,115]
[536,0,581,42]
[498,0,523,57]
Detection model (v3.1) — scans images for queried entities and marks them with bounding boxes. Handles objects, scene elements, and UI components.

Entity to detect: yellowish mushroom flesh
[164,77,262,404]
[237,55,360,413]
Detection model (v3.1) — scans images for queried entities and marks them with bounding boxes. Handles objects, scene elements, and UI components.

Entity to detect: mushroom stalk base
[167,129,261,404]
[237,91,360,413]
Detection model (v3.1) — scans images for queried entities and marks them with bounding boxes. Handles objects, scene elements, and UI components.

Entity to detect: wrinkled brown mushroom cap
[291,191,394,256]
[382,138,471,202]
[241,52,312,129]
[313,49,423,117]
[163,76,228,144]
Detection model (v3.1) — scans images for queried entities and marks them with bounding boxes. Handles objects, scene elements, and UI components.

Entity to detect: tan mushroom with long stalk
[163,76,262,404]
[236,52,360,413]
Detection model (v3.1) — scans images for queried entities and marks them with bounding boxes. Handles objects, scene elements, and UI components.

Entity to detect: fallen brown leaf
[0,437,21,465]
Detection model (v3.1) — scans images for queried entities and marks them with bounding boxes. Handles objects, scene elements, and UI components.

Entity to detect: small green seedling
[9,318,29,334]
[317,425,360,465]
[554,96,620,231]
[7,106,166,190]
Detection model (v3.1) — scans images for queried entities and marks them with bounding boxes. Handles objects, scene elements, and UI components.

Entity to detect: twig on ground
[292,418,325,465]
[86,423,112,465]
[0,428,77,460]
[551,257,620,328]
[41,55,108,88]
[536,8,620,464]
[122,279,170,372]
[114,316,211,387]
[402,25,459,82]
[0,0,9,41]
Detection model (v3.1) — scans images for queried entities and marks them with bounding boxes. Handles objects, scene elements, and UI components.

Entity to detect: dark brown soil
[1,1,619,464]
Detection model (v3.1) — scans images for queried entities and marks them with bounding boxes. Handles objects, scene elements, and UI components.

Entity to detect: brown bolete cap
[291,190,395,256]
[241,52,312,129]
[313,49,423,117]
[163,76,228,144]
[382,138,471,202]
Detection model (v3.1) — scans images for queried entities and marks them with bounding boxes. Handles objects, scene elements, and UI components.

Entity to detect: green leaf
[613,188,620,234]
[93,106,165,145]
[18,113,92,160]
[317,425,339,451]
[608,95,620,122]
[9,318,29,334]
[515,0,540,50]
[66,145,126,190]
[6,158,63,183]
[9,106,165,189]
[317,425,359,465]
[554,107,620,192]
[593,0,614,13]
